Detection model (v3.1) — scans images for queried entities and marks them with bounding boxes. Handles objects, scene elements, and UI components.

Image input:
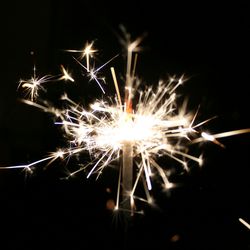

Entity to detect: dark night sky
[0,1,250,249]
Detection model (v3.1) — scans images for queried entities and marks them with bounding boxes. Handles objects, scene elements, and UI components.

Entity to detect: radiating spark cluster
[1,34,250,215]
[18,65,53,101]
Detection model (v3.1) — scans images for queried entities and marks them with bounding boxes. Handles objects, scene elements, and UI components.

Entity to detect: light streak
[1,33,250,216]
[239,218,250,230]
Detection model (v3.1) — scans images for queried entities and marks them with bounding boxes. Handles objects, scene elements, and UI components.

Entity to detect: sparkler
[1,33,250,217]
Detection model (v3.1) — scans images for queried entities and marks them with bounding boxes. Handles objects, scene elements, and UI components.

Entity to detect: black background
[1,1,250,249]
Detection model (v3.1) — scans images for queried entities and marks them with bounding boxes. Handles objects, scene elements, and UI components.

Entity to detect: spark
[66,41,97,72]
[239,218,250,230]
[0,149,66,173]
[18,65,53,101]
[1,33,250,216]
[73,54,119,94]
[59,65,74,82]
[192,129,250,146]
